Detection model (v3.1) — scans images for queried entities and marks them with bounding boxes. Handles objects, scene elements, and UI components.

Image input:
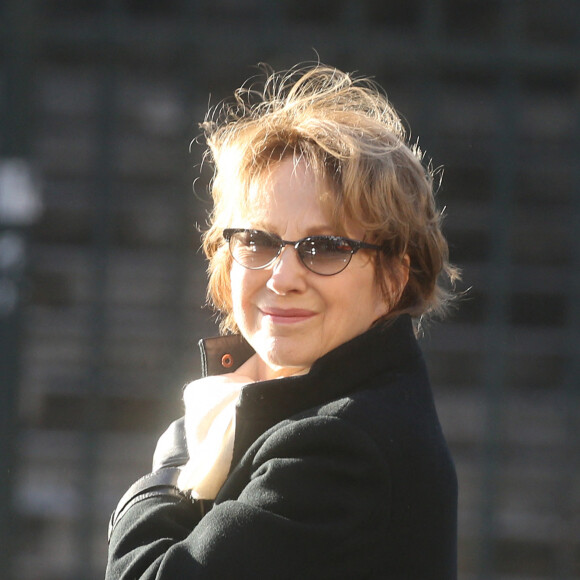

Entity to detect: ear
[399,254,411,288]
[374,254,410,318]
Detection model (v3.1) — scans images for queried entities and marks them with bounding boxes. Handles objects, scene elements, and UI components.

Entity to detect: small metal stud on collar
[221,353,234,368]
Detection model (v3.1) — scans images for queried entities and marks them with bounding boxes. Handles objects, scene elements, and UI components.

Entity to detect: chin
[262,349,307,370]
[255,336,316,374]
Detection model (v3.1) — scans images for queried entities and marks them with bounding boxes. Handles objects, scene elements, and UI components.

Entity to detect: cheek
[353,257,395,315]
[229,266,247,314]
[372,287,390,320]
[343,272,389,324]
[229,265,263,324]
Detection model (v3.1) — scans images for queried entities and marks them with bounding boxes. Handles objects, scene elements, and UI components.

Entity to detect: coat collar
[198,315,423,420]
[198,334,255,377]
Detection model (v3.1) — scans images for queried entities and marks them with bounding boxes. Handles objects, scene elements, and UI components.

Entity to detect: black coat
[106,315,457,579]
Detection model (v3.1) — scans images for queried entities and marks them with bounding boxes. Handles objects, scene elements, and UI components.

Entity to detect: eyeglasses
[223,228,384,276]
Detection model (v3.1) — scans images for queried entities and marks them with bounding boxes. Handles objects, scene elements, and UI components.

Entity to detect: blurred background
[0,1,578,579]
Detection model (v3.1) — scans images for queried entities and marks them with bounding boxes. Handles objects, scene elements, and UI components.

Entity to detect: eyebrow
[254,225,338,238]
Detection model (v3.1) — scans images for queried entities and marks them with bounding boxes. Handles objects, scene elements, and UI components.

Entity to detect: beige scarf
[177,376,245,499]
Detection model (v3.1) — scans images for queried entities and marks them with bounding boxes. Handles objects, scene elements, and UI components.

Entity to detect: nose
[266,245,308,295]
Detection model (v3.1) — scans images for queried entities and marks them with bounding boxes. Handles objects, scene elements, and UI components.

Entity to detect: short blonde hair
[201,64,459,333]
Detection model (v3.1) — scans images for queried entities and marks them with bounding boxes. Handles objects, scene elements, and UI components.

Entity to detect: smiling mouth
[260,308,316,324]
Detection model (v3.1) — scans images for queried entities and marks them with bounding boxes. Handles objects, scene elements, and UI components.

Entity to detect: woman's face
[230,158,392,380]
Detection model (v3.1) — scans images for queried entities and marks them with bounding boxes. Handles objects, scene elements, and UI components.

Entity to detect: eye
[332,239,355,253]
[317,237,354,254]
[247,230,280,249]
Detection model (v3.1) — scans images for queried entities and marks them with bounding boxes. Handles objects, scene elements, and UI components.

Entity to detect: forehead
[231,158,347,233]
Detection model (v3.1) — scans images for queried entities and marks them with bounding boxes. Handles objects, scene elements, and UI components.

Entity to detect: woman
[106,64,459,579]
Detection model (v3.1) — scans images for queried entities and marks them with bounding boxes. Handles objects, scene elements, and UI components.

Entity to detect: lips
[259,306,316,324]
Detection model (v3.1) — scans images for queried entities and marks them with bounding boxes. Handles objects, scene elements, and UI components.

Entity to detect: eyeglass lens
[228,230,354,275]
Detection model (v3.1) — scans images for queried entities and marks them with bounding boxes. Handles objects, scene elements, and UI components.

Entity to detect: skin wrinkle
[202,66,459,334]
[229,157,408,382]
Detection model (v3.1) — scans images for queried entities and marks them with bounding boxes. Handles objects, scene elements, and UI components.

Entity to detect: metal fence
[1,1,579,578]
